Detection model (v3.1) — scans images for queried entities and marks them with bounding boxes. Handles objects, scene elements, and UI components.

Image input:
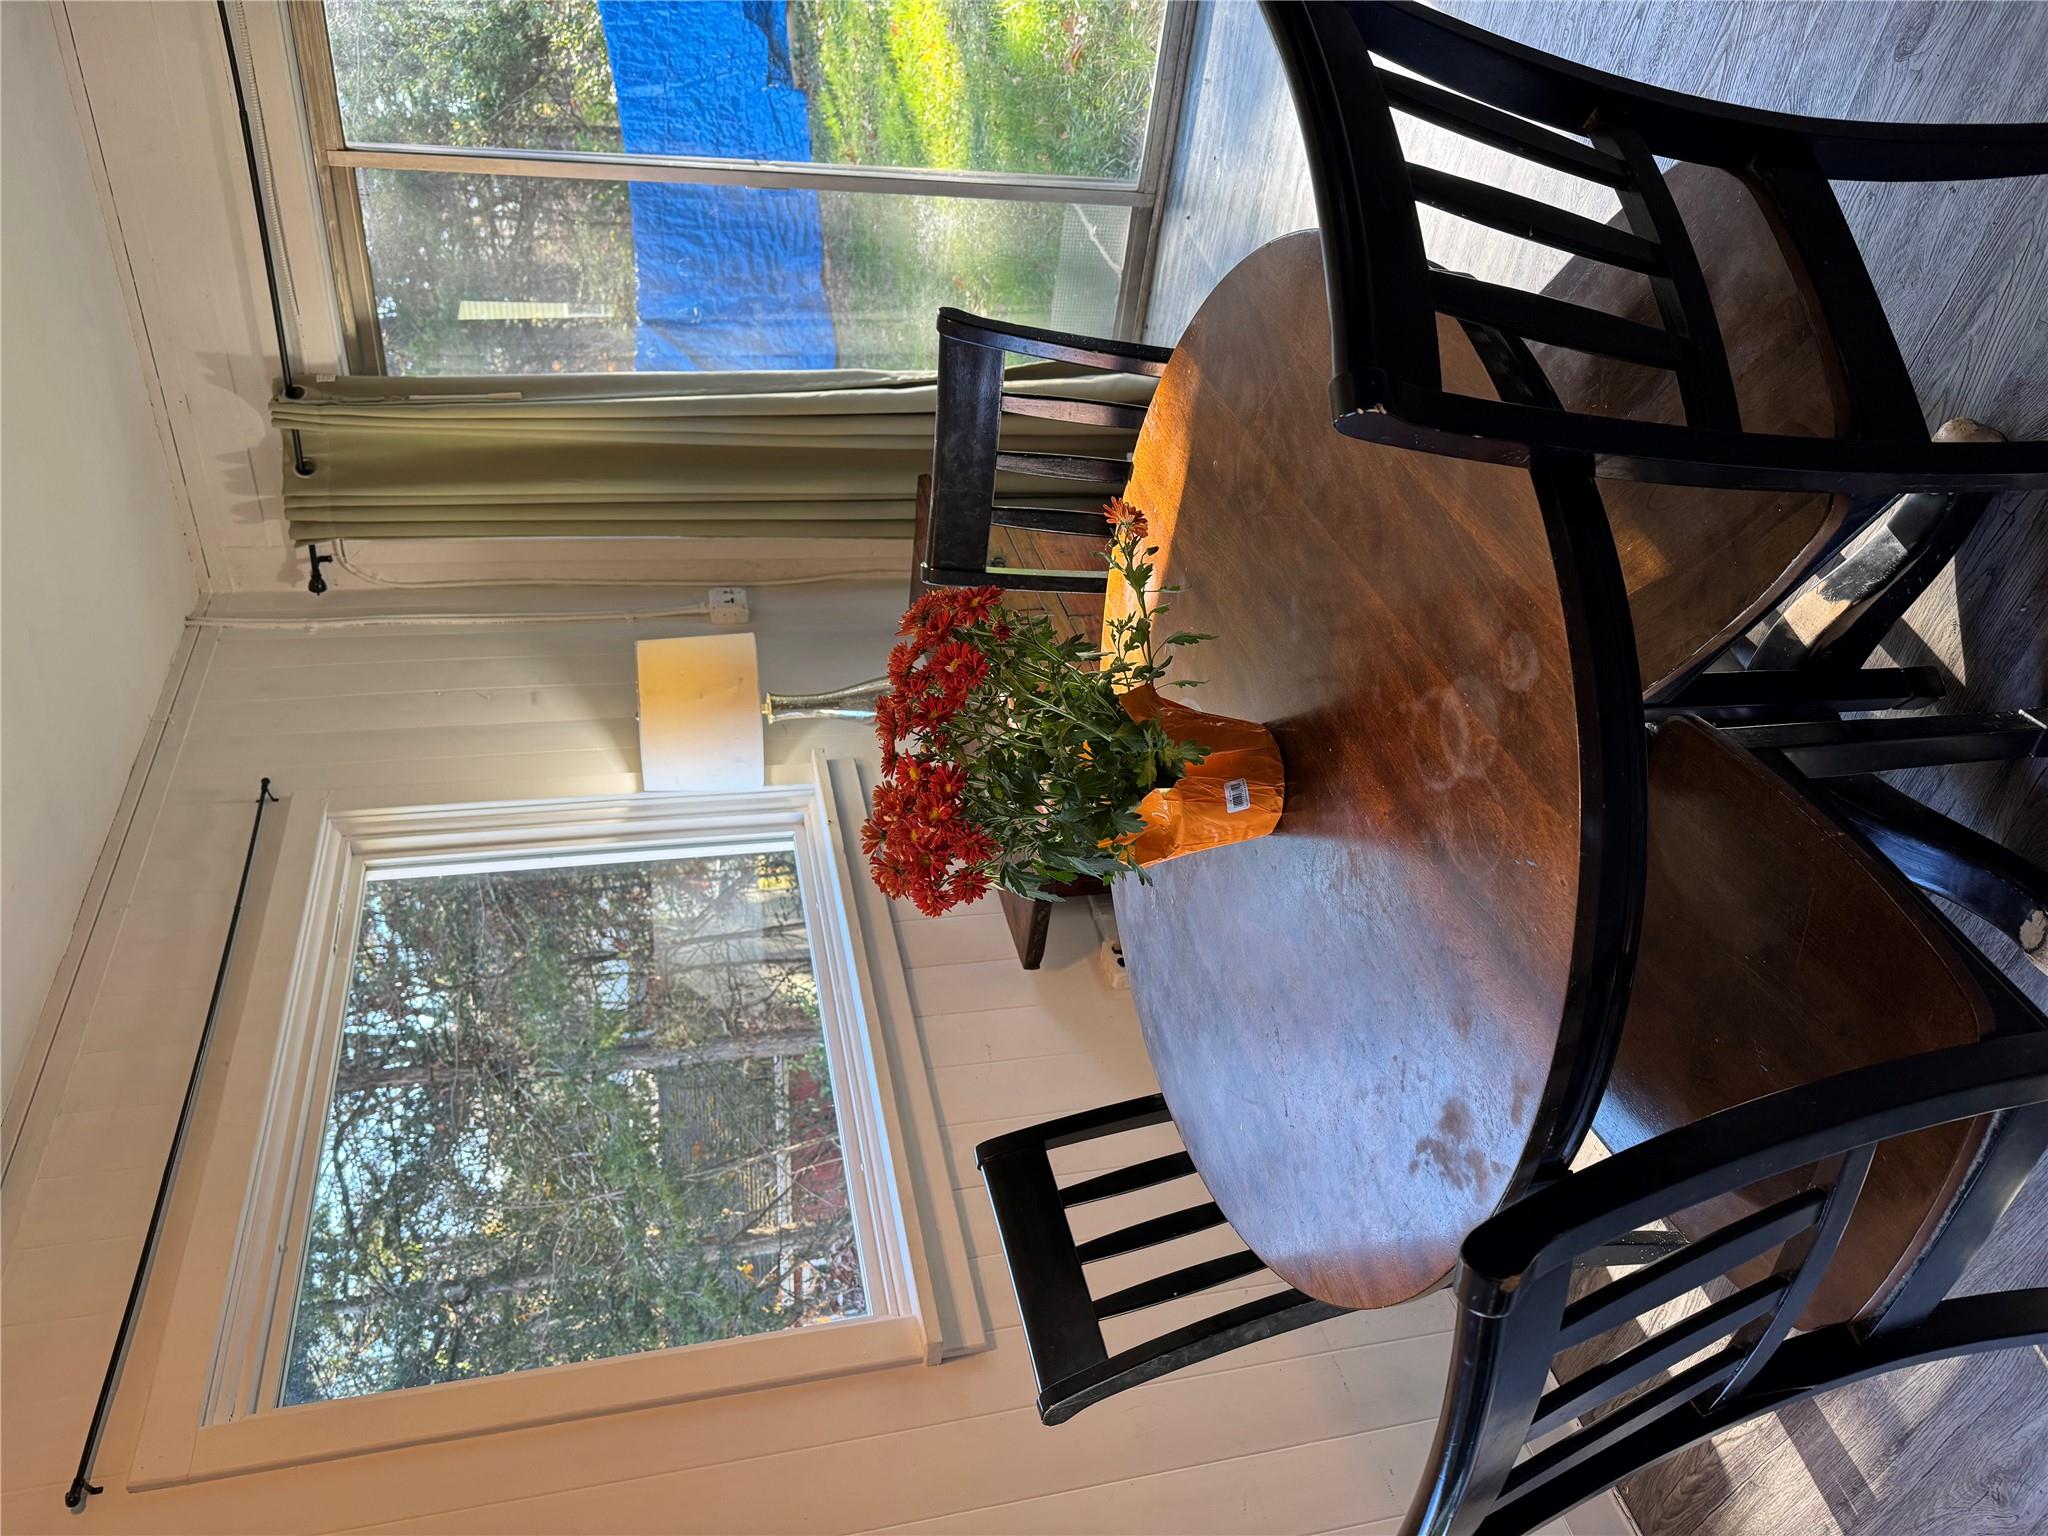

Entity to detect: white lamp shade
[635,634,766,792]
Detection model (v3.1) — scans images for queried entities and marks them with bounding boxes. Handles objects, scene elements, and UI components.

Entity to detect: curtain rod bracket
[307,544,332,595]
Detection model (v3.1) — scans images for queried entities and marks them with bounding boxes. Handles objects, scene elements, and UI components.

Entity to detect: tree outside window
[283,846,866,1406]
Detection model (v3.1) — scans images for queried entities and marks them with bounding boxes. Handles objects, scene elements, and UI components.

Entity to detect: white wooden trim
[1116,0,1200,339]
[229,0,348,376]
[130,766,964,1490]
[160,1316,928,1488]
[829,757,993,1357]
[1,630,214,1211]
[324,143,1151,205]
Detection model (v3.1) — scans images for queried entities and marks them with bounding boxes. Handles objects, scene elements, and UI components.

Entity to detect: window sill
[140,1314,930,1489]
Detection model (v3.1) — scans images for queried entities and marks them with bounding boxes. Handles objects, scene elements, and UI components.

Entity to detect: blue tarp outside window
[596,1,839,370]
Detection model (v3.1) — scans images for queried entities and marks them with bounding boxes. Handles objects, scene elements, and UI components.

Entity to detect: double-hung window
[283,839,861,1405]
[134,772,972,1483]
[285,0,1194,376]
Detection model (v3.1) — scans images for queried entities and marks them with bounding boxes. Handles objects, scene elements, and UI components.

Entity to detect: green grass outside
[792,0,1165,180]
[789,0,1166,366]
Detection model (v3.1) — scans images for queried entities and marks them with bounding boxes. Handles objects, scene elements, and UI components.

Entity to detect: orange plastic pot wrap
[1116,684,1284,867]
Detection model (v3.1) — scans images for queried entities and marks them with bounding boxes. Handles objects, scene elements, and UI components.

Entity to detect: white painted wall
[0,3,199,1109]
[0,587,1544,1536]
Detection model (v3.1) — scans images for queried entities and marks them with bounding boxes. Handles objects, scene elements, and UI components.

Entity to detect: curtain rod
[215,1,330,594]
[65,780,279,1514]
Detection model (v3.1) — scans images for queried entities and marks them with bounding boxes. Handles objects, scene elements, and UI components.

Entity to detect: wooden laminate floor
[1142,4,2048,1533]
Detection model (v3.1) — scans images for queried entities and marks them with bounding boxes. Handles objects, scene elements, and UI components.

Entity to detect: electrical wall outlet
[1097,934,1129,991]
[707,586,750,625]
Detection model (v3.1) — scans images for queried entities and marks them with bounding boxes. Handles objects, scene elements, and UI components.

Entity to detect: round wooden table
[1110,231,1643,1311]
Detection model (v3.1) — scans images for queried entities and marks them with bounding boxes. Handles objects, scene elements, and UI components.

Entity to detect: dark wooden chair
[924,309,1169,606]
[1260,0,2048,495]
[1396,714,2048,1532]
[1403,1032,2048,1536]
[1260,1,2044,704]
[976,1096,1345,1425]
[976,1099,1688,1425]
[907,470,1107,968]
[1599,717,2046,1315]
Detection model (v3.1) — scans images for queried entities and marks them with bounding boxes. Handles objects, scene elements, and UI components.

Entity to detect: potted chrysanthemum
[863,500,1284,916]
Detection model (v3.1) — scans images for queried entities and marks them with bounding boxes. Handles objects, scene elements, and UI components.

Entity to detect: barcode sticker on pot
[1224,778,1252,814]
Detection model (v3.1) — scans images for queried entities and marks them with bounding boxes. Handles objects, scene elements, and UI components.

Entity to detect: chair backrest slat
[1407,162,1665,275]
[1048,1288,1347,1427]
[1557,1188,1824,1349]
[1001,393,1151,430]
[993,449,1135,485]
[1061,1151,1198,1207]
[1072,1201,1228,1264]
[1429,271,1688,370]
[991,506,1126,539]
[1376,66,1630,187]
[1530,1275,1786,1440]
[925,563,1107,596]
[1093,1250,1268,1321]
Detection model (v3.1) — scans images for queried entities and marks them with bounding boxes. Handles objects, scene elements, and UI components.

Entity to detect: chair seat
[1596,718,1994,1326]
[1532,164,1851,693]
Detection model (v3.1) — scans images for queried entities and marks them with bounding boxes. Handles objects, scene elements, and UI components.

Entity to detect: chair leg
[1749,421,2004,671]
[1825,776,2048,977]
[1720,709,2048,777]
[1649,665,1944,722]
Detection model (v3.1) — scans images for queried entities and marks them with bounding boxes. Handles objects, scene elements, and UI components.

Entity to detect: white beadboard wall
[0,590,1626,1536]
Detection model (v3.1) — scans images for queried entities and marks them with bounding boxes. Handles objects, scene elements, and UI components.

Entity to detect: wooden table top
[1110,232,1616,1311]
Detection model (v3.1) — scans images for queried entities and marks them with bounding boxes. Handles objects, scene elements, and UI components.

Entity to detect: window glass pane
[326,0,1167,181]
[281,846,865,1407]
[359,168,1127,373]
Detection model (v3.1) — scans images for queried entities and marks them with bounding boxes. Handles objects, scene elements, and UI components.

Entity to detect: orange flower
[859,740,998,916]
[901,586,1003,648]
[1104,496,1149,540]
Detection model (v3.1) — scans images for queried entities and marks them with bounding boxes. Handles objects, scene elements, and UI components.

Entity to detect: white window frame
[131,762,976,1490]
